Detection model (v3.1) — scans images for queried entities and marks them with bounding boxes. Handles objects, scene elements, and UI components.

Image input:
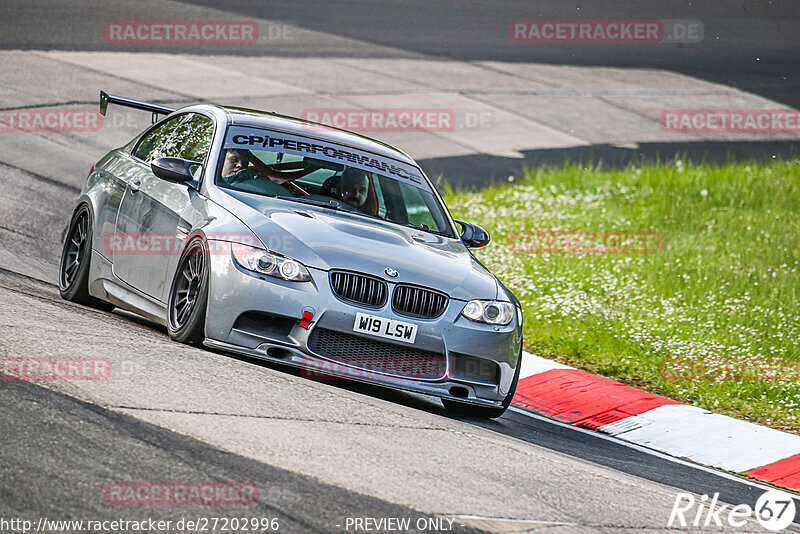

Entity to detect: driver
[220,149,260,184]
[338,168,369,211]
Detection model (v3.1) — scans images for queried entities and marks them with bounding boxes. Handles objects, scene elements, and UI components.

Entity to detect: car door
[113,113,215,302]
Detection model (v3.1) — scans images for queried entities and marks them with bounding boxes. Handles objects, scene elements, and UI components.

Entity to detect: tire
[58,204,114,311]
[167,238,209,345]
[442,345,523,419]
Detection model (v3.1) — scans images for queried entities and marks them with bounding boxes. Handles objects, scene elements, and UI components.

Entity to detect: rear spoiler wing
[100,91,176,123]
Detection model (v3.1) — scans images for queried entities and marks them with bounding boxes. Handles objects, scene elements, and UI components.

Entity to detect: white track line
[508,406,800,500]
[598,404,800,472]
[518,350,573,379]
[447,514,578,527]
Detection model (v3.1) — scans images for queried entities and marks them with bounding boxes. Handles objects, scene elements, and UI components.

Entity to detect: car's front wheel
[167,238,209,345]
[442,346,522,419]
[59,204,114,311]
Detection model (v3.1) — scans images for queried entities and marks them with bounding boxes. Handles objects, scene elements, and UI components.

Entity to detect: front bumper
[204,244,522,405]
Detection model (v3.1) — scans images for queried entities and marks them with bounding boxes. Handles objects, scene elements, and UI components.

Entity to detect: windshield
[216,126,455,237]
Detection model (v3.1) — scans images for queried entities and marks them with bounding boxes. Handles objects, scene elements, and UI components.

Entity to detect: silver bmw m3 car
[59,92,523,418]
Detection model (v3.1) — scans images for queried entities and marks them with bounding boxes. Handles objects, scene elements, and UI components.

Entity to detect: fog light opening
[449,386,469,398]
[267,347,292,359]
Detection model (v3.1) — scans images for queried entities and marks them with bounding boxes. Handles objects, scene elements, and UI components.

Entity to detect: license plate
[353,313,418,344]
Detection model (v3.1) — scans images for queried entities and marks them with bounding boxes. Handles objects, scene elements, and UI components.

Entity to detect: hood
[216,191,499,301]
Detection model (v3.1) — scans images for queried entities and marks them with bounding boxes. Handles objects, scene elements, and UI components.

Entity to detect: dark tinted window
[217,148,452,235]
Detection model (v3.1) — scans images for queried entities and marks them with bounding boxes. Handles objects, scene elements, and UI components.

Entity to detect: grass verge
[444,159,800,434]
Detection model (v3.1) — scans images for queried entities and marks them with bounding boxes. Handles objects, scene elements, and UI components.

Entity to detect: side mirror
[454,219,490,249]
[151,157,200,183]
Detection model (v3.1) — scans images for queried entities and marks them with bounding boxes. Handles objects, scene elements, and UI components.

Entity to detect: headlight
[231,243,311,282]
[461,300,515,325]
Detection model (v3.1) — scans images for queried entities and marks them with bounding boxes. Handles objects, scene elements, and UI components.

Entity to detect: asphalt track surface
[1,377,478,533]
[1,1,800,532]
[4,0,799,107]
[4,1,800,185]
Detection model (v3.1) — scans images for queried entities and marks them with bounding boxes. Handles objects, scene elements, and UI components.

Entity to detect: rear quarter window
[133,115,183,162]
[132,113,214,164]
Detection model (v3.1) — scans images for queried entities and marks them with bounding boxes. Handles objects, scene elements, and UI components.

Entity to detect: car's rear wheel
[59,205,114,311]
[442,345,523,419]
[167,238,209,345]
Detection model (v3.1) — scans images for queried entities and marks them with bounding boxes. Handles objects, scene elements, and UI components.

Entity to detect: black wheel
[167,239,209,345]
[59,205,114,311]
[443,345,523,419]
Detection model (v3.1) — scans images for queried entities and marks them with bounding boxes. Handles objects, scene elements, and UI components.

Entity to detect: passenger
[338,168,370,211]
[221,149,259,184]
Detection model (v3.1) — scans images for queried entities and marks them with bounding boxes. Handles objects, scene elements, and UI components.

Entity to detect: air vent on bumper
[308,327,446,379]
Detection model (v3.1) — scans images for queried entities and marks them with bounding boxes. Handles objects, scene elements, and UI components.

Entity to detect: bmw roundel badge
[384,267,399,278]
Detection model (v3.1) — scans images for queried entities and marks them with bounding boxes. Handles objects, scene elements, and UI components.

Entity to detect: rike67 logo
[668,490,797,531]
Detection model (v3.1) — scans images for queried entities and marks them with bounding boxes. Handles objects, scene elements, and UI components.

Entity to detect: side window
[372,175,387,217]
[400,182,443,232]
[133,115,183,162]
[160,114,215,163]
